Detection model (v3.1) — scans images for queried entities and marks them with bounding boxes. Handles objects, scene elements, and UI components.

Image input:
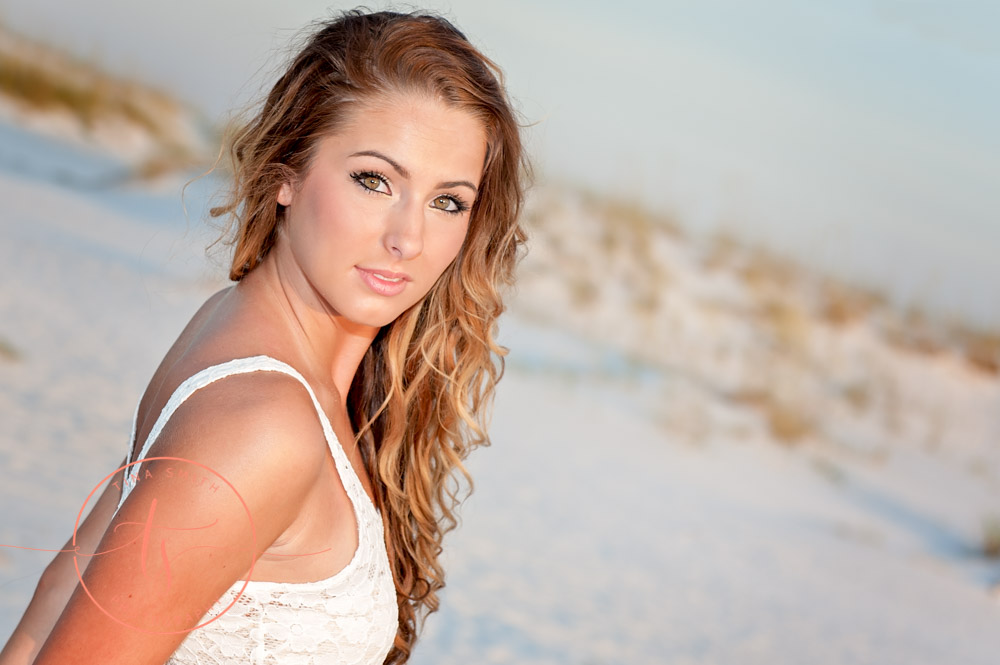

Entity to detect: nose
[382,200,424,260]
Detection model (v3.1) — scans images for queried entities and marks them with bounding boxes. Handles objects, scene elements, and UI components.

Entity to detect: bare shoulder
[164,287,232,348]
[137,369,332,538]
[186,286,233,329]
[31,370,333,663]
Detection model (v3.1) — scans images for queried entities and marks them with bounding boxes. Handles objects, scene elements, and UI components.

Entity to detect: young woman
[0,9,527,665]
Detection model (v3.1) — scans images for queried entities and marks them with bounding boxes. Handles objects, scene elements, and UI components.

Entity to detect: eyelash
[349,170,470,215]
[350,170,390,194]
[438,194,470,215]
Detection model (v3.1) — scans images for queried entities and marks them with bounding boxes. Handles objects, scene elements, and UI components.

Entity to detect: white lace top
[114,356,398,665]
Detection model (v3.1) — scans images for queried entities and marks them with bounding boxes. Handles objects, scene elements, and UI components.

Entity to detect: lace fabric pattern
[115,356,398,665]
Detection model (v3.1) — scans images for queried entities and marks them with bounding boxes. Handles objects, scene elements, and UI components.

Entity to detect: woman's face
[276,92,487,328]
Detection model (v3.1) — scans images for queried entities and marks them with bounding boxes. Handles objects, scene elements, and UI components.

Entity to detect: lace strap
[115,356,368,513]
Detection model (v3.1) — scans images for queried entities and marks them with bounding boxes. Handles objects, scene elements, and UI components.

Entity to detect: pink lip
[355,266,412,296]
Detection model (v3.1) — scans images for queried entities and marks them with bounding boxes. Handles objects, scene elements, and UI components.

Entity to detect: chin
[344,305,415,330]
[335,290,429,330]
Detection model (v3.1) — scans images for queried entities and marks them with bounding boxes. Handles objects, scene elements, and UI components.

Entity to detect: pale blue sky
[2,0,998,327]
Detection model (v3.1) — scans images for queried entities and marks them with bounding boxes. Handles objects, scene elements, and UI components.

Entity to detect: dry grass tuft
[0,336,21,362]
[580,189,685,241]
[841,382,872,413]
[882,307,948,357]
[702,231,741,272]
[0,24,205,174]
[568,275,599,308]
[819,280,883,327]
[953,327,1000,377]
[757,297,810,354]
[129,148,208,182]
[725,387,770,408]
[765,397,815,445]
[983,515,1000,558]
[631,289,660,317]
[0,47,164,134]
[738,247,797,291]
[725,387,816,445]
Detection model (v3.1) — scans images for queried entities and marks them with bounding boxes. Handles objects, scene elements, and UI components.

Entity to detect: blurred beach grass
[0,19,209,178]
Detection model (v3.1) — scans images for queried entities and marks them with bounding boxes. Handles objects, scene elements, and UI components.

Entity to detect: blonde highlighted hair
[210,9,528,663]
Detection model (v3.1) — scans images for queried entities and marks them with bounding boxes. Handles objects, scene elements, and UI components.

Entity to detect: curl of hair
[210,10,528,663]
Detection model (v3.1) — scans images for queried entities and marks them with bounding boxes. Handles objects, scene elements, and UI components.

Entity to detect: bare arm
[0,459,126,665]
[9,373,326,665]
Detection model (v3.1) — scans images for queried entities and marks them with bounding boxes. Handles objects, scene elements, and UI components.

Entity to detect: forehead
[319,92,488,183]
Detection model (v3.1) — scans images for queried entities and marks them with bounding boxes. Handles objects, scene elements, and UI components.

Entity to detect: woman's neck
[233,253,379,408]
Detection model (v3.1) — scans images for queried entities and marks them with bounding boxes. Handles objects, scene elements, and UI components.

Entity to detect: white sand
[1,119,998,664]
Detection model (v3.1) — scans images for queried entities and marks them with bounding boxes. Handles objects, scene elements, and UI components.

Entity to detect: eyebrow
[350,150,479,195]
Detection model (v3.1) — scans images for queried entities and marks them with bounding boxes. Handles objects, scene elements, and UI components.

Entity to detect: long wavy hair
[209,10,527,663]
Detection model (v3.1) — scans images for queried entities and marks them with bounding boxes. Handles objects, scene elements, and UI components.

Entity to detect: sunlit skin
[279,94,484,327]
[12,93,490,665]
[231,92,488,400]
[193,89,489,573]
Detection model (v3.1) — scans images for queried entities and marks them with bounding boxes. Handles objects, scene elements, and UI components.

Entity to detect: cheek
[305,190,368,248]
[435,225,470,273]
[448,219,472,256]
